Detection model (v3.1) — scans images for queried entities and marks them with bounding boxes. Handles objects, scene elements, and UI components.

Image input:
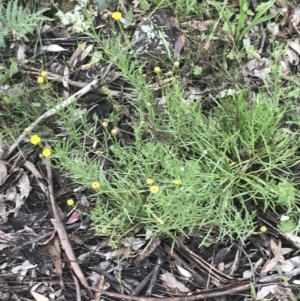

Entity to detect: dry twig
[89,281,268,300]
[45,156,94,299]
[95,275,105,301]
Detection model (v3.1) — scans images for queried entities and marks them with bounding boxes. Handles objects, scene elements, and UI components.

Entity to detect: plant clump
[54,75,300,240]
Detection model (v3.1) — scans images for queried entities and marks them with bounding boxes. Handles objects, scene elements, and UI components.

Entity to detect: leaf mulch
[1,1,300,300]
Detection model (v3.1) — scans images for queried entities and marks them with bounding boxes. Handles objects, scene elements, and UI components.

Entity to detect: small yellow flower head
[146,102,152,107]
[173,61,180,67]
[260,226,267,233]
[37,76,44,84]
[109,239,120,249]
[102,121,108,128]
[40,70,48,78]
[111,128,118,136]
[154,66,161,74]
[173,179,181,185]
[24,127,30,133]
[112,11,122,21]
[67,199,74,206]
[42,148,51,157]
[92,181,100,189]
[150,185,159,194]
[30,135,41,145]
[146,178,154,185]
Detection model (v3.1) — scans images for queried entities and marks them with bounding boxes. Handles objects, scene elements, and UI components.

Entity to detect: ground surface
[1,0,300,300]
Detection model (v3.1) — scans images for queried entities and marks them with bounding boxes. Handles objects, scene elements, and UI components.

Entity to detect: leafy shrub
[0,0,51,47]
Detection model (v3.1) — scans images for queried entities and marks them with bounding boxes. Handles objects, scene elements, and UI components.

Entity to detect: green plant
[209,0,281,45]
[1,1,294,244]
[152,0,198,15]
[1,0,299,245]
[0,59,18,85]
[0,0,50,47]
[52,29,300,241]
[280,219,296,232]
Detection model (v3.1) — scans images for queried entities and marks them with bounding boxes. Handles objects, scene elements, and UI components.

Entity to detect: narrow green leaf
[8,60,18,77]
[255,0,277,21]
[11,0,18,22]
[124,10,133,28]
[139,0,150,10]
[5,1,12,21]
[95,0,112,11]
[0,61,18,85]
[240,11,279,40]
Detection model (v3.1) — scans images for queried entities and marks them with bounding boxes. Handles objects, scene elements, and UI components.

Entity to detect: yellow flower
[173,179,181,185]
[150,185,159,194]
[111,128,118,136]
[109,239,120,249]
[42,148,51,157]
[67,199,74,206]
[24,127,30,133]
[102,121,108,128]
[30,135,41,145]
[260,226,267,233]
[92,181,100,189]
[173,61,180,67]
[146,178,154,185]
[146,102,152,107]
[112,11,122,21]
[37,76,44,84]
[154,66,161,74]
[40,70,48,78]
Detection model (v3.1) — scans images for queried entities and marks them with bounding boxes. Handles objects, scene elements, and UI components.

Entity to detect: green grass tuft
[53,44,300,240]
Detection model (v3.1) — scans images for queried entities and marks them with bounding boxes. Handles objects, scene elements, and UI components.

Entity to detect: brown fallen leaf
[277,0,289,26]
[81,62,95,71]
[260,239,282,275]
[43,239,65,289]
[174,34,185,59]
[288,40,300,55]
[249,50,261,59]
[31,283,49,301]
[160,271,190,294]
[62,65,69,89]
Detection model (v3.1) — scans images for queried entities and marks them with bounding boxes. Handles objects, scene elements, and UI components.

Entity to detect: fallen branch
[89,281,270,301]
[45,156,94,300]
